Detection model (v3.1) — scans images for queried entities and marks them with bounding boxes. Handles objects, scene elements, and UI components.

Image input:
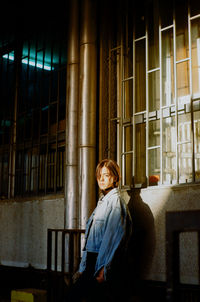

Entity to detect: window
[108,0,200,188]
[0,32,67,197]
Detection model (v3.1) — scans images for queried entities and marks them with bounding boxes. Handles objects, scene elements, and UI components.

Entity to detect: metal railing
[47,228,85,301]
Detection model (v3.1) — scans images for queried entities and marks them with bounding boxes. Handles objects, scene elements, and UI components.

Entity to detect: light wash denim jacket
[79,188,132,280]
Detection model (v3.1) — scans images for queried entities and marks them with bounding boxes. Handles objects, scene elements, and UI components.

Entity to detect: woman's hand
[72,271,82,284]
[96,267,105,283]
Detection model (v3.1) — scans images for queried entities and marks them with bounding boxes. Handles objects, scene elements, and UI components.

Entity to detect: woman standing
[67,159,132,301]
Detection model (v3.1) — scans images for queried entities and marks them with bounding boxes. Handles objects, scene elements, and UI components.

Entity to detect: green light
[21,58,52,70]
[3,52,53,71]
[3,52,14,61]
[1,120,11,127]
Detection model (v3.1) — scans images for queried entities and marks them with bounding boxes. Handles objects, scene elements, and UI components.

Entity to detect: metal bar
[61,231,65,273]
[176,57,190,64]
[29,40,38,194]
[68,232,74,274]
[147,145,161,150]
[47,229,52,270]
[173,2,179,184]
[198,231,200,283]
[145,7,149,186]
[135,36,146,42]
[77,232,82,264]
[117,46,122,166]
[122,76,134,82]
[188,3,195,183]
[8,45,22,198]
[190,14,200,21]
[110,117,120,121]
[177,140,191,145]
[159,15,163,185]
[121,151,134,155]
[110,46,121,51]
[54,231,58,271]
[121,43,124,186]
[108,48,111,159]
[134,110,147,116]
[147,67,160,73]
[161,24,174,32]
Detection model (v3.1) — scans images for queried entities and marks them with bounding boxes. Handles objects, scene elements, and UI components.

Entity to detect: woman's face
[97,166,115,192]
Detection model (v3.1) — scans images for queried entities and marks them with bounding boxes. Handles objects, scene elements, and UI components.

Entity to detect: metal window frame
[115,0,200,189]
[0,37,66,198]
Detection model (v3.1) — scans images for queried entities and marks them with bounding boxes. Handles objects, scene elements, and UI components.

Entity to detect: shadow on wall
[126,188,156,293]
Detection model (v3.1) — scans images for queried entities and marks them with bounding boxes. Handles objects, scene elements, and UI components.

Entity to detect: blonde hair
[96,159,120,187]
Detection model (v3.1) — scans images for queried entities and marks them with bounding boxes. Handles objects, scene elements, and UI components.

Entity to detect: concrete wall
[0,196,64,270]
[0,185,200,284]
[140,183,200,284]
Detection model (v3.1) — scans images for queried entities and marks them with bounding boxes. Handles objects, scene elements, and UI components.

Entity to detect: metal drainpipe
[79,0,97,229]
[64,0,80,229]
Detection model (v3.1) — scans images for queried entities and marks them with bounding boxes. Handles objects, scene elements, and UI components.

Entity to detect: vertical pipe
[64,0,80,229]
[79,0,97,229]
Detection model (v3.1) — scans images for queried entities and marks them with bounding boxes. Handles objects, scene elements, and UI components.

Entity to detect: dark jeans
[65,252,100,302]
[65,252,124,302]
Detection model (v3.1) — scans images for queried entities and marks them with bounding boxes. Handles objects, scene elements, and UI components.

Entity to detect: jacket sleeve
[95,197,131,279]
[79,250,87,273]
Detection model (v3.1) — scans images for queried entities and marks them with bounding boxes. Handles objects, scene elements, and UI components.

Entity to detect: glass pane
[149,71,160,111]
[178,112,192,183]
[122,153,133,186]
[149,120,160,147]
[135,39,146,112]
[124,79,133,118]
[25,116,32,139]
[41,108,48,135]
[57,147,65,189]
[124,46,133,78]
[178,143,192,183]
[124,125,133,152]
[176,0,189,61]
[39,145,47,191]
[160,0,173,28]
[135,2,145,39]
[190,0,200,17]
[134,123,146,186]
[148,2,159,69]
[24,151,30,193]
[48,150,55,191]
[194,110,200,181]
[33,109,40,139]
[50,103,57,130]
[178,113,191,143]
[162,29,175,106]
[124,9,133,79]
[177,61,189,100]
[0,153,9,197]
[110,49,121,119]
[59,68,66,120]
[148,148,160,186]
[109,120,118,161]
[163,115,176,184]
[31,151,38,192]
[191,19,200,97]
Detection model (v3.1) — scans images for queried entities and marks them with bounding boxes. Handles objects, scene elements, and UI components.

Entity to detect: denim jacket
[79,188,132,280]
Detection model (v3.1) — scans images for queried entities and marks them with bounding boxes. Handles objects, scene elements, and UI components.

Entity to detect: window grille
[0,32,67,197]
[108,0,200,188]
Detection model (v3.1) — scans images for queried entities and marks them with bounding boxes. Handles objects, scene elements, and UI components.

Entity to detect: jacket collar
[99,187,119,202]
